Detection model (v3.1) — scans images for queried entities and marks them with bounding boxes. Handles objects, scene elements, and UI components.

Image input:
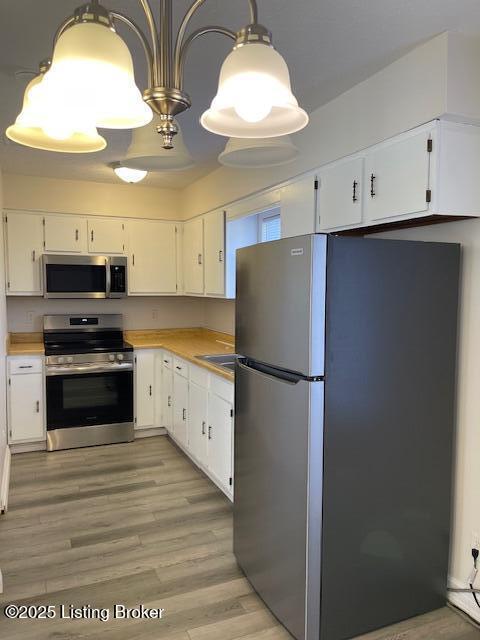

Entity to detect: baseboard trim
[0,446,11,514]
[448,576,480,624]
[10,441,46,454]
[135,427,167,439]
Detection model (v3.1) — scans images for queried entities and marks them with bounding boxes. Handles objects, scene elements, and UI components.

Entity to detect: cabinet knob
[75,229,79,241]
[36,400,40,413]
[167,395,172,407]
[132,254,135,266]
[202,421,206,435]
[149,385,152,397]
[352,180,358,203]
[218,250,223,263]
[198,254,202,265]
[32,250,36,262]
[91,230,94,242]
[208,425,212,440]
[182,408,187,421]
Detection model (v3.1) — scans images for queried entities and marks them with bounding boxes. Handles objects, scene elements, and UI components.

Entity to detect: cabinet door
[154,352,163,429]
[188,381,208,464]
[281,175,317,238]
[207,393,233,490]
[129,220,177,294]
[364,129,432,222]
[88,219,125,255]
[135,351,155,429]
[9,373,44,443]
[5,213,44,295]
[162,364,173,432]
[173,373,189,446]
[44,215,87,253]
[204,210,225,296]
[318,157,364,231]
[183,217,204,295]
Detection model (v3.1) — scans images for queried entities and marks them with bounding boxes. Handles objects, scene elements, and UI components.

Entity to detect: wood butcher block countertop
[124,328,235,381]
[7,328,236,381]
[8,332,44,356]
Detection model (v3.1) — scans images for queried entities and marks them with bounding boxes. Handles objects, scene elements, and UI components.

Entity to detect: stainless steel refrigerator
[234,234,460,640]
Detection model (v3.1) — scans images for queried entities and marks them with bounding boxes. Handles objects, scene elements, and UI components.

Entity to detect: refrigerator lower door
[234,360,323,640]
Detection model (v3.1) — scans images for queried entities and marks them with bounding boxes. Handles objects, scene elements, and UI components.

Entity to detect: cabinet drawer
[173,356,189,378]
[9,357,43,375]
[162,353,173,369]
[210,375,234,403]
[190,364,209,389]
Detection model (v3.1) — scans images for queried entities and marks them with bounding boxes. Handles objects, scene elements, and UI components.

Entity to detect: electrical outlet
[26,310,35,325]
[151,309,158,320]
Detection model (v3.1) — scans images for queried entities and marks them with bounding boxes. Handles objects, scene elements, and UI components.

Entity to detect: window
[258,207,281,243]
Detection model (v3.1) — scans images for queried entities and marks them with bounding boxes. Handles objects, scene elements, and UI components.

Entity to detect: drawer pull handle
[208,425,212,440]
[202,421,206,435]
[19,365,33,369]
[164,360,169,364]
[176,366,182,371]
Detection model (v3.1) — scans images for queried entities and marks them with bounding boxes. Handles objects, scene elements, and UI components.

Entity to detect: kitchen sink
[196,354,241,372]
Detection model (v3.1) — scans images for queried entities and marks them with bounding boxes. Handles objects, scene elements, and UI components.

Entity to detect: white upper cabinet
[204,210,226,296]
[364,126,432,223]
[5,212,44,295]
[183,217,204,295]
[317,156,365,231]
[88,218,125,255]
[128,220,177,295]
[280,174,317,238]
[44,215,87,253]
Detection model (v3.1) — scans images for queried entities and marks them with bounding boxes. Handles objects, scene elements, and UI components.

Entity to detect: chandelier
[6,0,308,154]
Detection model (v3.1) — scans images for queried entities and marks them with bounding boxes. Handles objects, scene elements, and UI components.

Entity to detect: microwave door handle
[105,258,112,298]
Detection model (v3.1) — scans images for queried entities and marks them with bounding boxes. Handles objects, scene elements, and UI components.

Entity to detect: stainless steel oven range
[44,314,134,452]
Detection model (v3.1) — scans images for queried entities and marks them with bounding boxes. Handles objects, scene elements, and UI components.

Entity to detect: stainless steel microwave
[43,255,128,299]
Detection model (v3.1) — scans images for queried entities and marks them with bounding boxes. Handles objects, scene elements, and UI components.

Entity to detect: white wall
[0,170,7,491]
[7,297,206,333]
[375,218,480,613]
[203,299,235,336]
[3,174,181,220]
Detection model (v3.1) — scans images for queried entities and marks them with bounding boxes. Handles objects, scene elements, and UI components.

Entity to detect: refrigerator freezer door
[236,234,326,377]
[234,360,323,640]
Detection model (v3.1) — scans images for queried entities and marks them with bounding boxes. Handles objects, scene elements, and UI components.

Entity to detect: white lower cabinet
[134,350,155,429]
[134,349,234,498]
[7,357,45,444]
[188,381,208,462]
[173,372,188,446]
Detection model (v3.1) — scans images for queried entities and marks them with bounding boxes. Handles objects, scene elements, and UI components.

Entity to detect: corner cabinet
[5,213,44,295]
[128,220,178,295]
[7,356,45,445]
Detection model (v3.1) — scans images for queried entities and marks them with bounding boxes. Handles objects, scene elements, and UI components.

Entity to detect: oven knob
[117,354,124,361]
[109,354,115,362]
[67,357,73,364]
[58,357,65,364]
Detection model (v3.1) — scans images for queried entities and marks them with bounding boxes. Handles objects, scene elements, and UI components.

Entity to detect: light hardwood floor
[0,436,478,639]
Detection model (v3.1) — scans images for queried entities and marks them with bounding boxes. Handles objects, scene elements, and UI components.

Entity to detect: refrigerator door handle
[238,359,305,385]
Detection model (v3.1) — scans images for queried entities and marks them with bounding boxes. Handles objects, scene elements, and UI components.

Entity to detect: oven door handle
[46,362,134,376]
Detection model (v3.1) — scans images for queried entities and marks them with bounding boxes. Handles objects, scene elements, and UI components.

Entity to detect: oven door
[43,255,108,299]
[46,369,133,430]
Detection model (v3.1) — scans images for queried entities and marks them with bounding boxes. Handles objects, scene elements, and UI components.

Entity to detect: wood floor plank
[0,435,478,640]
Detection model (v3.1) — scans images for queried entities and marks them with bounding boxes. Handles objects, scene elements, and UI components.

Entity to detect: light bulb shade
[219,135,298,168]
[124,114,194,172]
[40,22,152,130]
[6,74,106,153]
[114,165,148,183]
[201,43,308,138]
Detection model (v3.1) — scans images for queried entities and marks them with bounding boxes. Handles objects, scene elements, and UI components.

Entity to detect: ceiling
[1,0,480,189]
